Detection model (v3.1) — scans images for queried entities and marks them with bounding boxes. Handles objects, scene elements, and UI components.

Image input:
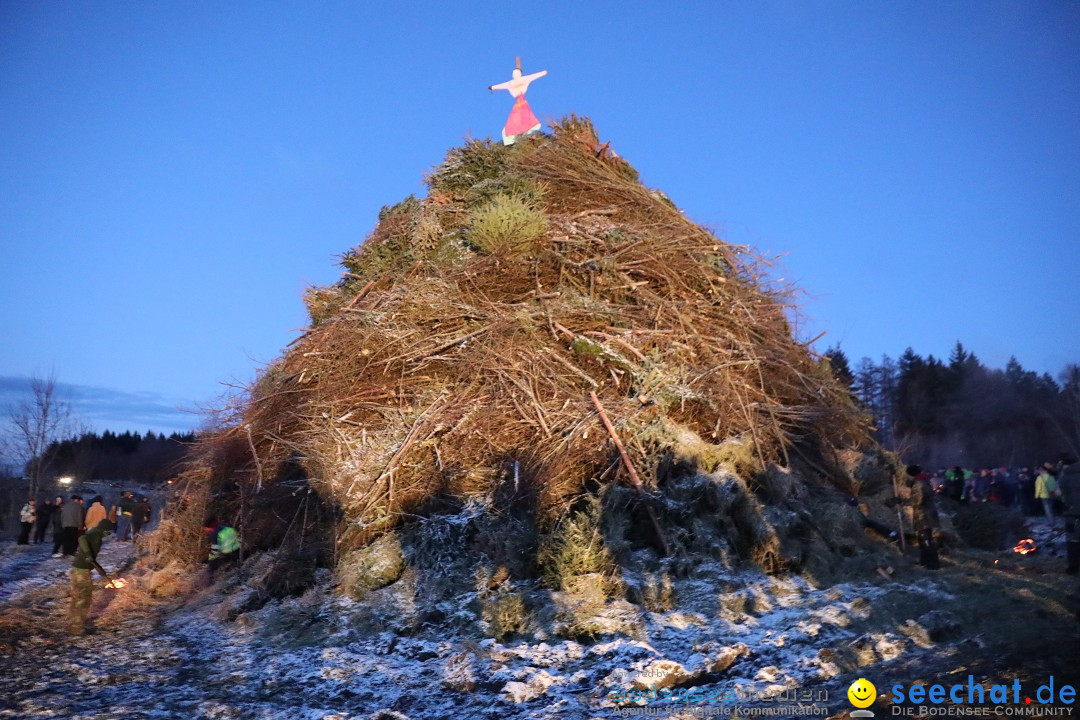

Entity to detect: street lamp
[58,476,73,486]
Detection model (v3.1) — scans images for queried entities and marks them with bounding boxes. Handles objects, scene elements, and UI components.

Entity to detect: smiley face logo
[848,678,877,708]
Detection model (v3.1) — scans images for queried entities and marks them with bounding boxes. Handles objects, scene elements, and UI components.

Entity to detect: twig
[589,390,671,556]
[546,349,599,388]
[570,207,619,220]
[410,327,491,361]
[350,393,447,500]
[552,321,576,341]
[344,280,377,310]
[582,331,647,362]
[800,330,827,348]
[245,424,264,495]
[590,392,640,490]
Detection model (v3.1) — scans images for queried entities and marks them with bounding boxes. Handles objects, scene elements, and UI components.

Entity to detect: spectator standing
[131,495,151,537]
[974,469,992,502]
[929,472,944,493]
[905,465,941,569]
[1059,460,1079,575]
[1017,468,1035,514]
[33,499,55,543]
[50,496,66,555]
[17,499,36,544]
[116,491,135,541]
[56,495,85,556]
[1035,463,1061,524]
[997,468,1017,507]
[84,496,107,531]
[944,466,964,501]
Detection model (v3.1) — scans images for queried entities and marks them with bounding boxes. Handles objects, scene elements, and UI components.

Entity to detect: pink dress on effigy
[504,95,542,140]
[489,64,548,145]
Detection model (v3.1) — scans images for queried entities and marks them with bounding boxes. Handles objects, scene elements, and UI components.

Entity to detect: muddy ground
[0,520,1077,720]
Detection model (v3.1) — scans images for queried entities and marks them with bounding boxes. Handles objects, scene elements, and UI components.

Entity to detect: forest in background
[826,342,1080,469]
[7,430,195,487]
[4,341,1078,492]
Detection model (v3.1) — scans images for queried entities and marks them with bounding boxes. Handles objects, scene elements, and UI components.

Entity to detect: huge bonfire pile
[157,117,896,607]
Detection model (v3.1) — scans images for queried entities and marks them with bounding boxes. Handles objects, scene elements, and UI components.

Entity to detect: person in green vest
[202,516,241,581]
[69,508,117,635]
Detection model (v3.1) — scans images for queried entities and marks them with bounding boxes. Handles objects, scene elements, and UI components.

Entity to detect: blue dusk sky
[1,1,1078,435]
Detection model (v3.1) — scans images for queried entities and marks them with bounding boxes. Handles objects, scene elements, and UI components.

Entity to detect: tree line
[825,342,1080,469]
[39,429,195,485]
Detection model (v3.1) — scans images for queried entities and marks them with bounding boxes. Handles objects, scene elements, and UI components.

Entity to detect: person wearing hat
[69,508,117,635]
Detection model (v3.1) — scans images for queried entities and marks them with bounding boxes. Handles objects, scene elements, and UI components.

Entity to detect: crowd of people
[928,464,1071,520]
[12,488,245,635]
[925,460,1074,524]
[921,459,1078,575]
[16,490,153,553]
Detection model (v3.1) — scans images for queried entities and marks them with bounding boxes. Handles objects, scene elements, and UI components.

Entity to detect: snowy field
[0,521,1076,720]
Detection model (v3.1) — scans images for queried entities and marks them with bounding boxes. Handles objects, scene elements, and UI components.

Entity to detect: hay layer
[176,117,868,571]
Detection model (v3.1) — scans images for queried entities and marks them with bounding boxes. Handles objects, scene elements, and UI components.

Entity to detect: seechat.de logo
[848,678,877,717]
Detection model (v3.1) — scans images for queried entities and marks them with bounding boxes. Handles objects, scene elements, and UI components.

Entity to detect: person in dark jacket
[131,495,151,537]
[943,466,964,502]
[69,509,117,635]
[116,490,135,541]
[1059,460,1079,575]
[56,495,84,557]
[50,496,66,556]
[906,465,941,569]
[33,499,55,544]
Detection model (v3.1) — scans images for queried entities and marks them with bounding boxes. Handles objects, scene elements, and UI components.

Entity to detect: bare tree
[3,374,74,498]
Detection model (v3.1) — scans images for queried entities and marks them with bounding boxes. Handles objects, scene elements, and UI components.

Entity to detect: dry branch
[168,115,867,572]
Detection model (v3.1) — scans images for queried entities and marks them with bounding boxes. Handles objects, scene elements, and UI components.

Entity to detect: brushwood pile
[159,116,911,623]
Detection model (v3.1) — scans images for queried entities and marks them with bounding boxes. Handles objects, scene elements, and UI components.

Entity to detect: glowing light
[105,578,128,589]
[58,476,73,486]
[1013,538,1037,555]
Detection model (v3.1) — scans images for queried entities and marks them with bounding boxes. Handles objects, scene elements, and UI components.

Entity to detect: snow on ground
[1,517,1074,720]
[0,543,952,720]
[0,537,134,604]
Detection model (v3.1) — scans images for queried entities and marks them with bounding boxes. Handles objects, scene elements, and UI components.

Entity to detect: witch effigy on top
[488,56,548,145]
